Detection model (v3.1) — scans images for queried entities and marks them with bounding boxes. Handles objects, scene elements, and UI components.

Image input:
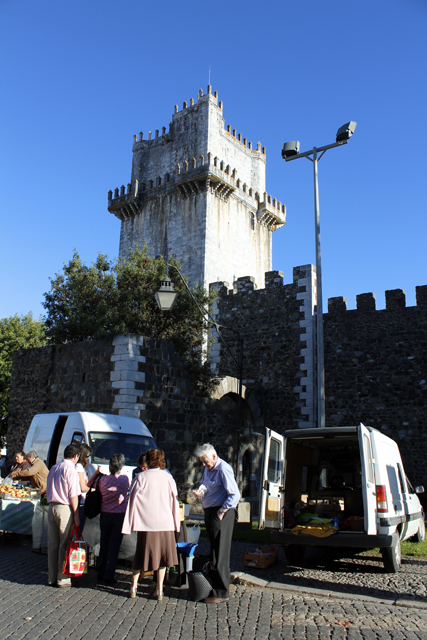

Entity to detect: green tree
[0,313,47,443]
[43,247,216,394]
[43,252,116,343]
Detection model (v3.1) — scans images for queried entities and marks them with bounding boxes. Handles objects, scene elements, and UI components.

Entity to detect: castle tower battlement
[108,86,286,289]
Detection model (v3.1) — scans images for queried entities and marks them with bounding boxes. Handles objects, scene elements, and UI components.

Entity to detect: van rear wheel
[381,537,401,573]
[284,545,306,566]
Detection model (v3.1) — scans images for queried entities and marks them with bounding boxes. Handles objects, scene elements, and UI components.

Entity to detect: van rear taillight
[376,485,388,512]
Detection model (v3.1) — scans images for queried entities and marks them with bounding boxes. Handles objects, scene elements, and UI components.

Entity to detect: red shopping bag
[63,525,87,577]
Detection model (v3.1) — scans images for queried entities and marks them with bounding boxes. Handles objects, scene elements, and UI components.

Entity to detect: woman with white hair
[193,443,240,604]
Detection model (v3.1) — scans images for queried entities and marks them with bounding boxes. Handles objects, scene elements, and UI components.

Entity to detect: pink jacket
[122,468,181,534]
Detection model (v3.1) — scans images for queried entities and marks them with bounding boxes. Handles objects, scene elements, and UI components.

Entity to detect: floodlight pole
[285,139,351,429]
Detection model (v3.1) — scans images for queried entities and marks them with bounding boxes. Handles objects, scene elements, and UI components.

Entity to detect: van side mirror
[415,486,425,494]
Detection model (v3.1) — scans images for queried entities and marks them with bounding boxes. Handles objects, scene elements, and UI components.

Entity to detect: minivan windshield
[88,432,157,465]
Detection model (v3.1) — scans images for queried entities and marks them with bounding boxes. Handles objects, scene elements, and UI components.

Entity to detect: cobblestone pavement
[1,536,427,640]
[209,538,427,604]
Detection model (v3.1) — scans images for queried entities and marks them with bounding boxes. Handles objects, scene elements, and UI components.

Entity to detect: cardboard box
[244,545,279,569]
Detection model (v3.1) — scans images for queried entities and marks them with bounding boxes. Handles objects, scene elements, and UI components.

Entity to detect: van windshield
[88,432,157,465]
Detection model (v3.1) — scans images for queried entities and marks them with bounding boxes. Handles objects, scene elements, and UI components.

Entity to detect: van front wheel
[381,537,401,573]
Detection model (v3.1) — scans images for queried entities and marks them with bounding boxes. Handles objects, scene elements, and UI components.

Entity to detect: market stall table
[0,498,39,536]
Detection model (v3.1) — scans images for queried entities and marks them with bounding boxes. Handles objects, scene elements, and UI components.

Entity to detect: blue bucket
[176,542,198,556]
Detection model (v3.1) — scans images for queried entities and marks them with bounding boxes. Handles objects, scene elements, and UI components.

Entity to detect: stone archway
[210,376,265,515]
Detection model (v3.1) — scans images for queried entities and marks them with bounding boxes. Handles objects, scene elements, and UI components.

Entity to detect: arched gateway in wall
[210,375,265,516]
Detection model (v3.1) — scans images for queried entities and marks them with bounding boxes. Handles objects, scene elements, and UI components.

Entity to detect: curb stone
[236,572,427,608]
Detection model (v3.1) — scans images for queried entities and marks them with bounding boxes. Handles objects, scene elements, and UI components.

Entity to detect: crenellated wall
[7,270,427,503]
[210,265,316,432]
[323,285,427,488]
[212,275,427,490]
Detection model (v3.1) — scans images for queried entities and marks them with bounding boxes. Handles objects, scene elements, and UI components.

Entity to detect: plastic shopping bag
[186,524,201,544]
[178,523,201,544]
[63,525,87,577]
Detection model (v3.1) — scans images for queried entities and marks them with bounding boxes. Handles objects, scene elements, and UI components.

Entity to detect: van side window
[363,434,374,483]
[268,438,282,483]
[397,464,407,494]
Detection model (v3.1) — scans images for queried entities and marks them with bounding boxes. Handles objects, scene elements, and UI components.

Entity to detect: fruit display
[0,485,32,500]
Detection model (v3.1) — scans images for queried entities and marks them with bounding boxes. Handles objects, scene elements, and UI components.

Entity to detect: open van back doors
[259,428,285,530]
[357,423,377,535]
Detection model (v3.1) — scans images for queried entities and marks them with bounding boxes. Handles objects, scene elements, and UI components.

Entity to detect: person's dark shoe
[47,582,57,588]
[103,578,117,585]
[204,596,229,604]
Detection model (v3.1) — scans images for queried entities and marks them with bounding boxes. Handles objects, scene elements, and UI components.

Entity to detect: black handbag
[84,474,102,519]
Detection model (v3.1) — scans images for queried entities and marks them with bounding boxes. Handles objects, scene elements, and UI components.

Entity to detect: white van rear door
[259,429,285,530]
[358,423,377,535]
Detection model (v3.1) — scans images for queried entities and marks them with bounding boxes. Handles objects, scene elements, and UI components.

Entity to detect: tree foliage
[42,247,217,394]
[0,313,47,443]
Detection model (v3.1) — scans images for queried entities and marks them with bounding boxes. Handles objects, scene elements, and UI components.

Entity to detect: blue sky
[1,0,426,319]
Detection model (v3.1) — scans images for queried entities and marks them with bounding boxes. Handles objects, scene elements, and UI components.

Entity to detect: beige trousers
[48,503,74,585]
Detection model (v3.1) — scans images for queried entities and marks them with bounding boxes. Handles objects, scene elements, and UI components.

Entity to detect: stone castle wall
[7,269,427,502]
[323,286,427,489]
[7,336,259,502]
[211,266,315,432]
[213,272,427,491]
[7,339,116,459]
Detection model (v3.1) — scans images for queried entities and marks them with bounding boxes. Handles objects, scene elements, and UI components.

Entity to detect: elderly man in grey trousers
[193,443,240,604]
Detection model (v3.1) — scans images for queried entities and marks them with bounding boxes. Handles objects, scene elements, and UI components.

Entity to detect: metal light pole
[155,263,243,475]
[282,122,357,429]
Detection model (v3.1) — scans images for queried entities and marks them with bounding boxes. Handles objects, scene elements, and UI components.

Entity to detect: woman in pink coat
[122,449,180,600]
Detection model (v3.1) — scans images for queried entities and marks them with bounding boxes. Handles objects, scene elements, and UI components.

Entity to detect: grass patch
[401,538,427,557]
[367,537,427,558]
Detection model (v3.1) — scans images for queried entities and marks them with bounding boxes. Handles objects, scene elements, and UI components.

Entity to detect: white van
[260,424,425,573]
[23,412,157,481]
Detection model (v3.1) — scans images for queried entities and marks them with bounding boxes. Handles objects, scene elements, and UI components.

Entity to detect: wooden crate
[244,545,279,569]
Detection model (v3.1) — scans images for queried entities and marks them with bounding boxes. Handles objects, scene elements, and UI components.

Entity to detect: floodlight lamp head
[282,141,300,159]
[336,121,357,143]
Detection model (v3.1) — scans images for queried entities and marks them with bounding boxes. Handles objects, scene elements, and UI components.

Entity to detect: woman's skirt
[132,531,178,572]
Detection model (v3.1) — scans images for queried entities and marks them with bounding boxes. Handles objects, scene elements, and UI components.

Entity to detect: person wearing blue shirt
[193,443,240,603]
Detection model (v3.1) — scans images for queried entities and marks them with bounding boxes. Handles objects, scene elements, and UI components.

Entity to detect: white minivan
[260,424,425,573]
[23,412,157,481]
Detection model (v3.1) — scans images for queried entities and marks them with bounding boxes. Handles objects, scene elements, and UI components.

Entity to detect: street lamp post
[282,122,357,429]
[155,263,244,474]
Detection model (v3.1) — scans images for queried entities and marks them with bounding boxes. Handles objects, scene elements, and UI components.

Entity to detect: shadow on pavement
[239,549,427,604]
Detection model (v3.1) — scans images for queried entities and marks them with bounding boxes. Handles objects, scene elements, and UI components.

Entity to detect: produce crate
[244,545,279,569]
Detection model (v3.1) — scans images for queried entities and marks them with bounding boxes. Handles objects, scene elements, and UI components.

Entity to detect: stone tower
[108,86,286,289]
